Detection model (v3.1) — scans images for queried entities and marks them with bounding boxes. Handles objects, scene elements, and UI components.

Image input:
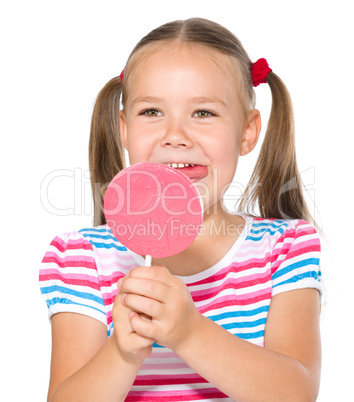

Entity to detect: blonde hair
[89,18,313,227]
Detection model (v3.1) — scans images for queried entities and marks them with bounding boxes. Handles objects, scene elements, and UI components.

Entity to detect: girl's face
[120,42,260,213]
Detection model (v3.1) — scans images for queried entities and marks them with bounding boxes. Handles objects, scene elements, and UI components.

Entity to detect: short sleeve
[39,231,107,327]
[271,220,322,297]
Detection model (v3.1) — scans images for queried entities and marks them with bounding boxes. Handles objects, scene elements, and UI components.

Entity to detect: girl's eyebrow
[131,96,163,107]
[190,96,227,107]
[131,96,227,107]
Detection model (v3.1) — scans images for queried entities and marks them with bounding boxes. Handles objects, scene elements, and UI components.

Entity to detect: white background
[1,1,352,400]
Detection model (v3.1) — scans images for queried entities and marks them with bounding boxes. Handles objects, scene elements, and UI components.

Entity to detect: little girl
[40,18,322,401]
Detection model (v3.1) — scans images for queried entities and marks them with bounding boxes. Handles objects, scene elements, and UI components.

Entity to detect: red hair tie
[251,58,272,87]
[120,68,125,84]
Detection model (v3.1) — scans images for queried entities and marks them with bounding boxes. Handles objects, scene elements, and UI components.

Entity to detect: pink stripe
[227,257,272,271]
[102,289,119,306]
[272,225,312,262]
[44,252,94,264]
[51,236,92,252]
[133,373,207,386]
[106,311,112,325]
[271,243,292,265]
[188,257,271,288]
[40,268,99,282]
[42,253,96,269]
[187,264,240,286]
[284,243,320,262]
[103,287,270,323]
[98,273,122,287]
[297,222,317,236]
[288,239,320,254]
[141,362,189,370]
[39,272,100,290]
[190,271,271,302]
[271,240,320,274]
[198,289,271,314]
[126,388,228,401]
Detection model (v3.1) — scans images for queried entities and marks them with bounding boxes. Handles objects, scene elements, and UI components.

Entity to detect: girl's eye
[194,110,214,118]
[141,109,162,117]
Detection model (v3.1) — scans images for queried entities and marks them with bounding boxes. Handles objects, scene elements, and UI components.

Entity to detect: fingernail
[121,293,126,303]
[117,278,123,289]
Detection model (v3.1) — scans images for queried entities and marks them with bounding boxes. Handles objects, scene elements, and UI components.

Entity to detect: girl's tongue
[175,165,208,181]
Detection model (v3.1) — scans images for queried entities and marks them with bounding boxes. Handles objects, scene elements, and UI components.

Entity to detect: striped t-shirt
[39,215,322,401]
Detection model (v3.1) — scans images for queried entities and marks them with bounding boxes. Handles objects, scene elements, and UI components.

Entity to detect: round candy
[104,163,203,258]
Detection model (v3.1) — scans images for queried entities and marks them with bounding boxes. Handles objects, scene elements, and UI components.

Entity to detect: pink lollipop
[104,163,203,264]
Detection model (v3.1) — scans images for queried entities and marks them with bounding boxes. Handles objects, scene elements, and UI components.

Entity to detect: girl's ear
[119,110,128,150]
[240,109,261,156]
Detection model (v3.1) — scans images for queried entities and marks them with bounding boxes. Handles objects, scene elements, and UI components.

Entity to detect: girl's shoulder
[244,216,322,297]
[45,224,132,255]
[245,216,319,245]
[77,224,129,252]
[42,224,141,274]
[39,225,139,332]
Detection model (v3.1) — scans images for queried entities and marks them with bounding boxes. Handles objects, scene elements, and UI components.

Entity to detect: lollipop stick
[145,254,152,266]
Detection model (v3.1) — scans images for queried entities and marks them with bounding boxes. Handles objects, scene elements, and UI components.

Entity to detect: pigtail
[89,76,125,226]
[239,72,312,223]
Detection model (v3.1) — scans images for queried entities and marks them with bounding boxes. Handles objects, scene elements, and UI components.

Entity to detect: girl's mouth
[165,163,208,181]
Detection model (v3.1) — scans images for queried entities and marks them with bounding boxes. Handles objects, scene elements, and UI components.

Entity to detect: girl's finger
[129,311,157,340]
[127,265,175,285]
[122,293,163,318]
[118,276,168,302]
[130,328,155,346]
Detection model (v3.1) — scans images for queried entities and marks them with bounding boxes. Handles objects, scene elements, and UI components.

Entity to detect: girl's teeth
[166,163,193,168]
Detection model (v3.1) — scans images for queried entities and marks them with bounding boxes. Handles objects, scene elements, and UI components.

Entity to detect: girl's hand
[112,290,155,365]
[117,265,202,351]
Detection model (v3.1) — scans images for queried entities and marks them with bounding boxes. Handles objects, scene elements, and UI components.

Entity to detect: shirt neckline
[176,213,253,283]
[125,213,254,281]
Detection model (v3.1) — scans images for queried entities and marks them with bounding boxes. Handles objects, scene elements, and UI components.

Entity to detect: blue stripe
[272,258,320,280]
[251,220,286,228]
[208,305,269,322]
[249,226,285,236]
[79,229,127,251]
[221,318,266,330]
[88,242,127,251]
[235,330,264,340]
[246,220,289,240]
[41,285,105,306]
[273,271,321,289]
[153,342,164,348]
[250,221,284,229]
[81,233,119,242]
[46,297,105,316]
[246,227,286,241]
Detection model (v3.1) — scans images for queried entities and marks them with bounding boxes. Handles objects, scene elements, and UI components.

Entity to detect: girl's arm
[47,293,154,401]
[48,314,139,402]
[120,266,321,402]
[175,288,321,402]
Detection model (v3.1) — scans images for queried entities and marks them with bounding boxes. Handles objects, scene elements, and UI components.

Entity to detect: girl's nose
[160,124,194,149]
